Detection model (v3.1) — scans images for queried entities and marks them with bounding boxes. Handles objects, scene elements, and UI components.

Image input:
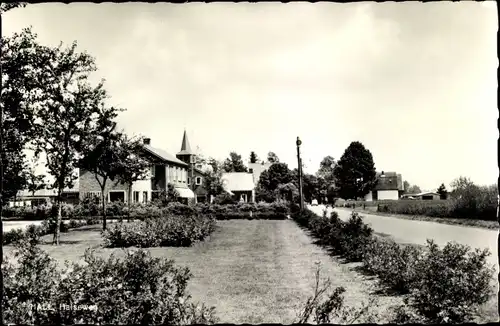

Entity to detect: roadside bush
[407,240,494,323]
[2,241,218,325]
[102,214,217,248]
[338,212,373,262]
[363,238,423,293]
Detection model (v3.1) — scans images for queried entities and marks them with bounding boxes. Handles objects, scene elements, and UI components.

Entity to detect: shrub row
[195,202,290,220]
[2,241,218,325]
[4,201,291,221]
[292,208,494,323]
[102,213,217,248]
[3,219,92,246]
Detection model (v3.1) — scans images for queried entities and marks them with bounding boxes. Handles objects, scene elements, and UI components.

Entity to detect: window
[196,177,202,185]
[109,191,125,202]
[143,191,148,203]
[133,191,140,202]
[187,177,191,185]
[249,168,253,173]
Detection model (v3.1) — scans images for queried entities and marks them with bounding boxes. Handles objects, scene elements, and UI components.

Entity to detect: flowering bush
[2,241,218,324]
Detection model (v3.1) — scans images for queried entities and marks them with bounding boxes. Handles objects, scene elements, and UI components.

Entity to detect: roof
[177,130,194,155]
[413,192,440,196]
[143,145,187,166]
[373,172,404,191]
[221,172,255,192]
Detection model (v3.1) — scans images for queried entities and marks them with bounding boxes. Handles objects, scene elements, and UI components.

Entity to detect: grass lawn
[3,220,497,323]
[4,220,403,323]
[345,207,498,230]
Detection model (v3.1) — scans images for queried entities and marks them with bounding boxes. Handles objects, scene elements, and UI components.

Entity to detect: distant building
[8,187,79,207]
[364,171,404,201]
[401,192,441,200]
[221,172,255,203]
[248,161,272,186]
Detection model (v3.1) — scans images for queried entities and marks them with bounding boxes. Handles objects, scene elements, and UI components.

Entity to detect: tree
[256,162,293,202]
[249,151,259,164]
[200,158,225,201]
[78,109,123,230]
[1,28,41,206]
[316,156,337,204]
[403,181,410,193]
[0,2,27,13]
[30,38,109,245]
[26,169,46,197]
[333,141,377,200]
[115,135,151,221]
[407,185,422,194]
[267,151,279,164]
[276,182,299,202]
[437,183,448,200]
[222,151,248,173]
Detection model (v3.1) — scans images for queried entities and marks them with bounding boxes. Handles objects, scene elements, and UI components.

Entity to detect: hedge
[292,208,494,323]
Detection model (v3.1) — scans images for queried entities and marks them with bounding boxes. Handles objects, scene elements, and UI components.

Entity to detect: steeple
[177,129,194,155]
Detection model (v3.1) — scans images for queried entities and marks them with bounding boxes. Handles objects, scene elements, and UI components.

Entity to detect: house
[364,171,404,201]
[220,172,256,203]
[248,161,272,185]
[402,192,441,200]
[8,185,79,207]
[79,131,206,205]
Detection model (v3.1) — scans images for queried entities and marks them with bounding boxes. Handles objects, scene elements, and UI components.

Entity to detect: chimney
[143,138,151,145]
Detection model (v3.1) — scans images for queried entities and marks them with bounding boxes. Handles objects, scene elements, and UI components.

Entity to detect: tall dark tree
[267,151,279,164]
[333,141,377,200]
[222,152,248,173]
[437,183,448,199]
[30,37,109,245]
[78,107,123,230]
[249,151,259,164]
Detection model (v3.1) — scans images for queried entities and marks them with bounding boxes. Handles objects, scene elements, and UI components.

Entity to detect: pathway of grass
[4,221,404,323]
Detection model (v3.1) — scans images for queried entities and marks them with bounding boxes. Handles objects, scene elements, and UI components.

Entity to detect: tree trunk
[101,192,107,230]
[52,193,62,245]
[127,183,132,222]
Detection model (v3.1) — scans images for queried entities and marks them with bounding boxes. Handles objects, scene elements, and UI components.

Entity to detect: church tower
[176,130,197,189]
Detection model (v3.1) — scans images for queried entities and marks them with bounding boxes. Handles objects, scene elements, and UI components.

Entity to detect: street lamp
[296,137,304,211]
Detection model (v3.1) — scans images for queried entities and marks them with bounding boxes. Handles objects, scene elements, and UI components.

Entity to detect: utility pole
[296,137,304,212]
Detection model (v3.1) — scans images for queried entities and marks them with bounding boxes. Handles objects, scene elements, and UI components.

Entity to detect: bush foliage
[2,241,218,325]
[292,208,495,323]
[102,213,217,248]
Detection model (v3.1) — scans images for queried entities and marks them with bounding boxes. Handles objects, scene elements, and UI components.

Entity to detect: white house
[364,171,404,201]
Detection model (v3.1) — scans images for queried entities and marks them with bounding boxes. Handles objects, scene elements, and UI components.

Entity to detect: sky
[3,2,498,191]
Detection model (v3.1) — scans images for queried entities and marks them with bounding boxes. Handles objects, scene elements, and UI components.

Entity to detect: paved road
[308,205,498,271]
